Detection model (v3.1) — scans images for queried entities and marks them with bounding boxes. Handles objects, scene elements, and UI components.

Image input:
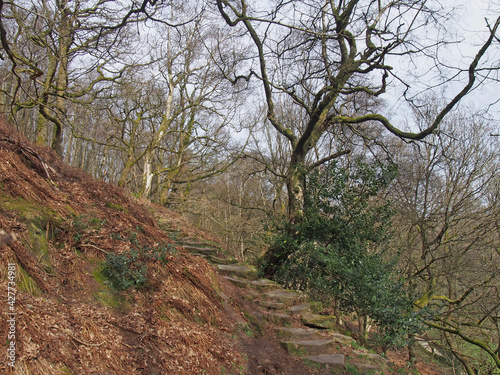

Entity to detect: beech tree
[215,0,500,225]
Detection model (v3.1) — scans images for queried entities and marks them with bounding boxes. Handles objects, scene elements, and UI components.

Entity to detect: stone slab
[224,276,250,288]
[275,327,320,340]
[259,300,285,310]
[247,279,280,292]
[330,333,355,345]
[304,354,345,369]
[353,363,383,374]
[217,264,258,279]
[267,312,291,325]
[180,240,217,248]
[353,350,387,362]
[209,256,238,265]
[264,290,305,304]
[183,245,216,255]
[301,313,337,329]
[280,339,337,356]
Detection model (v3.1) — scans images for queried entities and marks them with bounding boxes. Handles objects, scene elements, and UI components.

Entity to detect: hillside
[0,119,452,375]
[0,119,244,374]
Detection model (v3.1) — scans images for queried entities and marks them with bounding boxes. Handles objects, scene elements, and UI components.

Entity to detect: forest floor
[0,119,451,374]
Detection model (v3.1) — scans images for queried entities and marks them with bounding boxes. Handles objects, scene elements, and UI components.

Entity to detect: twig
[79,243,109,254]
[0,136,56,187]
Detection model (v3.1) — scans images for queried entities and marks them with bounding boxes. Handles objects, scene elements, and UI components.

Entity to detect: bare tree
[0,0,133,156]
[390,111,500,373]
[214,0,499,224]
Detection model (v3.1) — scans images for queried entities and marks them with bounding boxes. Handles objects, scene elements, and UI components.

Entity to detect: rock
[247,279,280,292]
[289,301,322,315]
[242,291,260,301]
[275,327,320,340]
[267,312,291,325]
[280,339,337,356]
[289,303,311,315]
[352,363,383,374]
[264,290,306,304]
[208,256,238,265]
[259,300,285,310]
[217,264,259,279]
[301,313,337,329]
[182,245,216,256]
[180,240,217,248]
[330,333,355,345]
[224,276,250,288]
[304,354,346,370]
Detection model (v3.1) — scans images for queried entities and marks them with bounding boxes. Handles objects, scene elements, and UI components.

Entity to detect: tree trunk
[408,333,416,368]
[260,152,307,277]
[286,154,306,222]
[140,153,154,199]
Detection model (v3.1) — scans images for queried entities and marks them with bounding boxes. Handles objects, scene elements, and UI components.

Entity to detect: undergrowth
[102,233,177,291]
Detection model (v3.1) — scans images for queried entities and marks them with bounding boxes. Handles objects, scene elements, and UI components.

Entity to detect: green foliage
[71,214,105,232]
[70,214,105,242]
[101,230,176,290]
[262,160,422,345]
[102,251,148,291]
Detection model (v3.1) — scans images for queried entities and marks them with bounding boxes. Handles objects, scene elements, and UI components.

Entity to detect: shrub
[102,251,148,291]
[261,159,422,345]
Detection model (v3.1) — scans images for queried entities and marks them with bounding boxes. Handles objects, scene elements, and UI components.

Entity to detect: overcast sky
[381,0,500,127]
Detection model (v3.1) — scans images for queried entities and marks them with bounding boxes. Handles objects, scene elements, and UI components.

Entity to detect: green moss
[1,193,61,276]
[16,266,43,296]
[242,310,263,337]
[59,365,76,374]
[105,201,128,212]
[158,304,172,322]
[302,359,324,370]
[92,265,131,311]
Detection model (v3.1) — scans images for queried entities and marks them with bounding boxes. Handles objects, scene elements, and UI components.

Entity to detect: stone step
[208,255,238,265]
[352,363,383,374]
[275,327,321,341]
[247,279,281,292]
[280,339,338,356]
[263,290,307,304]
[259,300,286,310]
[224,276,251,289]
[217,264,259,279]
[161,227,186,236]
[304,354,346,370]
[182,245,217,256]
[289,302,323,316]
[225,276,279,292]
[329,333,356,345]
[301,313,337,330]
[242,291,260,301]
[267,312,291,325]
[179,240,218,248]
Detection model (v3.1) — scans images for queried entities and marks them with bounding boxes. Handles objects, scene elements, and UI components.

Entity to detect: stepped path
[169,229,390,374]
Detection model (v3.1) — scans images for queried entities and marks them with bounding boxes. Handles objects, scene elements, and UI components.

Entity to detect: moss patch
[92,264,131,311]
[106,201,128,212]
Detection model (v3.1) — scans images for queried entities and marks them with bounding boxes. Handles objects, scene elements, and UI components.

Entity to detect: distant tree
[0,0,131,156]
[390,112,500,373]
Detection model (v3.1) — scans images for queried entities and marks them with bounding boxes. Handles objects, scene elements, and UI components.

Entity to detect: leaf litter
[0,118,242,374]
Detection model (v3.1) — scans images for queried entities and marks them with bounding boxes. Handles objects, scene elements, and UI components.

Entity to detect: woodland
[1,1,500,373]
